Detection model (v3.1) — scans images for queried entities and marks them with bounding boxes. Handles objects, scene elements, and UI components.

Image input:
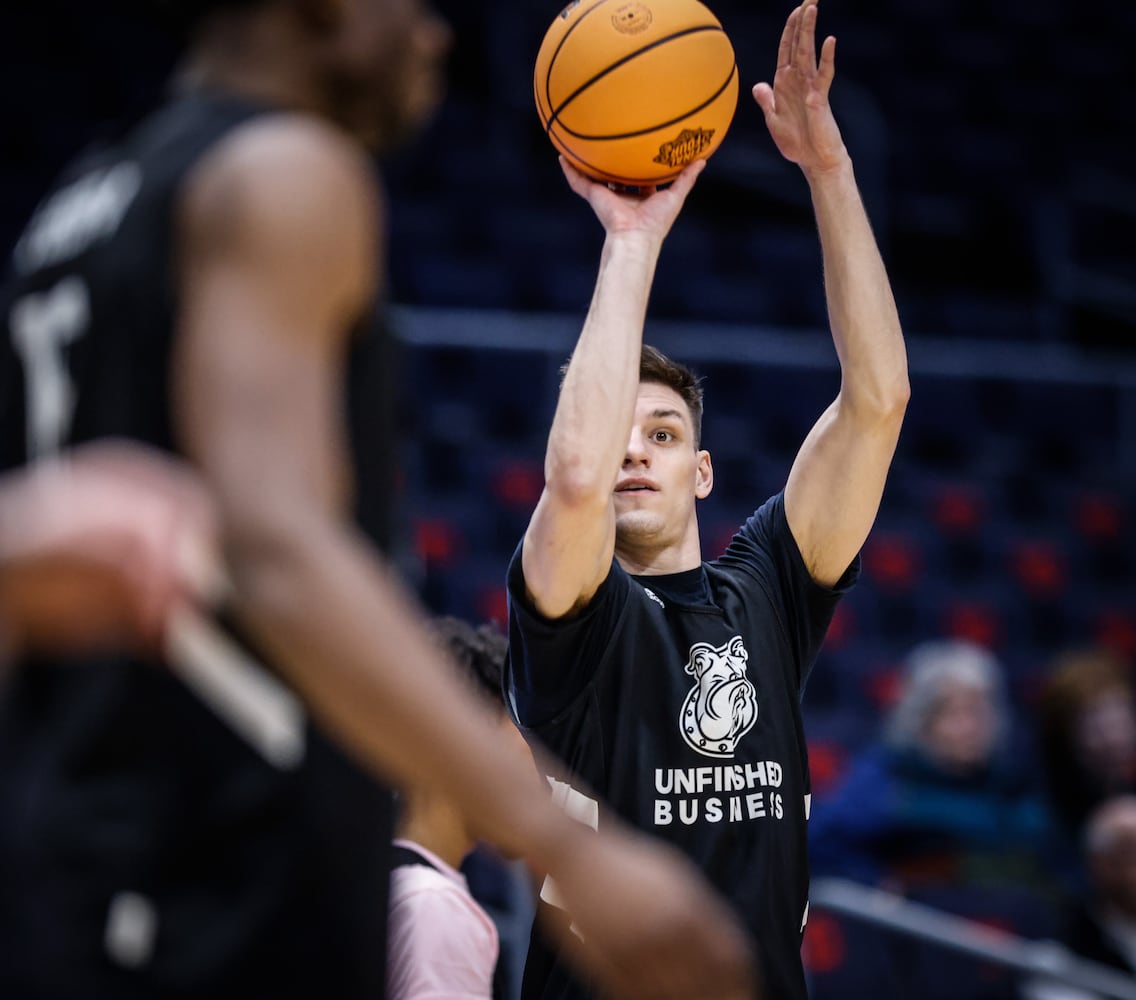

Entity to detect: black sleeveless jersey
[0,92,396,997]
[505,493,859,1000]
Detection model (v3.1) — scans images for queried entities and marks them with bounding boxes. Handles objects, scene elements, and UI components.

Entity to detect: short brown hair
[640,344,704,448]
[559,343,705,447]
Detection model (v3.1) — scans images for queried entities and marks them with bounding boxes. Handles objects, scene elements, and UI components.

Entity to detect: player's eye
[653,430,672,443]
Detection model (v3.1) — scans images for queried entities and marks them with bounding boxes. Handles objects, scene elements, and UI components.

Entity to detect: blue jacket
[809,742,1057,889]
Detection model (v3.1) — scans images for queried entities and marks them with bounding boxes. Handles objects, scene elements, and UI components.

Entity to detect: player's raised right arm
[522,158,704,619]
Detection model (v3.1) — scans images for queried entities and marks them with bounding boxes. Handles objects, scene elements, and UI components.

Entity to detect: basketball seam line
[540,0,614,121]
[544,24,727,134]
[551,62,738,142]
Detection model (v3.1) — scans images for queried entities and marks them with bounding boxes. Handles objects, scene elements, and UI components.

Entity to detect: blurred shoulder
[182,111,380,237]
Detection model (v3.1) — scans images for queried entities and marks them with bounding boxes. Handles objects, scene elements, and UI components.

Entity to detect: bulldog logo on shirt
[679,636,758,758]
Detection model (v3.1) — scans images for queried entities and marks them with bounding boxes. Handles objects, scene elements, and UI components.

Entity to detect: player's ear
[695,450,713,500]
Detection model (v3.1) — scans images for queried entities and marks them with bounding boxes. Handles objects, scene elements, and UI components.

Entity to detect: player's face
[328,0,452,149]
[613,382,712,551]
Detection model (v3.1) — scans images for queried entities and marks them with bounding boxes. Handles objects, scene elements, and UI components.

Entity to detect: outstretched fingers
[794,0,820,72]
[816,34,837,94]
[751,82,775,120]
[776,4,801,70]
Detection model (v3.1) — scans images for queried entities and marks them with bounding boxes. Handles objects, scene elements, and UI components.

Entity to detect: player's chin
[614,508,667,542]
[613,494,654,515]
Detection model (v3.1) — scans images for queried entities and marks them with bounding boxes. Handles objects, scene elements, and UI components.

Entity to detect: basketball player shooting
[0,1,757,997]
[505,2,909,999]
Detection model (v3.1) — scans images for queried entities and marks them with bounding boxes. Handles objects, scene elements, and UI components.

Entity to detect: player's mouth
[616,478,658,493]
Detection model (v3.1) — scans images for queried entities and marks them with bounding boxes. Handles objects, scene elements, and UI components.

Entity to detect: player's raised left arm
[753,0,909,587]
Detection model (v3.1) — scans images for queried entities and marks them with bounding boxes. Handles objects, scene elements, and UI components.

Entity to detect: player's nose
[623,429,650,464]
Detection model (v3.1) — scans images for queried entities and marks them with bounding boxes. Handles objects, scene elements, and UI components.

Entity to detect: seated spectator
[1069,795,1136,976]
[810,638,1057,894]
[387,617,532,1000]
[1018,796,1136,1000]
[1037,648,1136,843]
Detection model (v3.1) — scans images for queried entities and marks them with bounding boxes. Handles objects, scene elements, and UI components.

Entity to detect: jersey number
[9,275,90,459]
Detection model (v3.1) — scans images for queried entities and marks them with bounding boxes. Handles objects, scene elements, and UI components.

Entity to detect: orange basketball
[534,0,739,186]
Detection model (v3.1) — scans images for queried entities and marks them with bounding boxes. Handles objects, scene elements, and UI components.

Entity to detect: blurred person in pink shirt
[388,617,531,1000]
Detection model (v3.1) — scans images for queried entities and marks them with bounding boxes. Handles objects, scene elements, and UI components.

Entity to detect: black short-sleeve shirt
[506,492,858,1000]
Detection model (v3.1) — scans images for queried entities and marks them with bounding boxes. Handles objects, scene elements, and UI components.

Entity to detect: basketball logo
[612,3,653,33]
[653,128,716,168]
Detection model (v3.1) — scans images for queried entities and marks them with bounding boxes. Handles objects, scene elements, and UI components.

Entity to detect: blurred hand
[560,156,705,244]
[546,822,761,1000]
[0,441,220,658]
[751,0,848,178]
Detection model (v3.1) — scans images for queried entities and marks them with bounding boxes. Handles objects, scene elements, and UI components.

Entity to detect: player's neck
[615,531,703,577]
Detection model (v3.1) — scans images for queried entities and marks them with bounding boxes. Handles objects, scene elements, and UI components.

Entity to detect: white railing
[810,878,1136,1000]
[389,304,1136,388]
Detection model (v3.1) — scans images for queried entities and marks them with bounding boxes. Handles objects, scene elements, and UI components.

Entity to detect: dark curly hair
[431,616,508,708]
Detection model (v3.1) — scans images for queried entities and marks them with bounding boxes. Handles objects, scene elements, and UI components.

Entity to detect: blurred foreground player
[0,1,757,997]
